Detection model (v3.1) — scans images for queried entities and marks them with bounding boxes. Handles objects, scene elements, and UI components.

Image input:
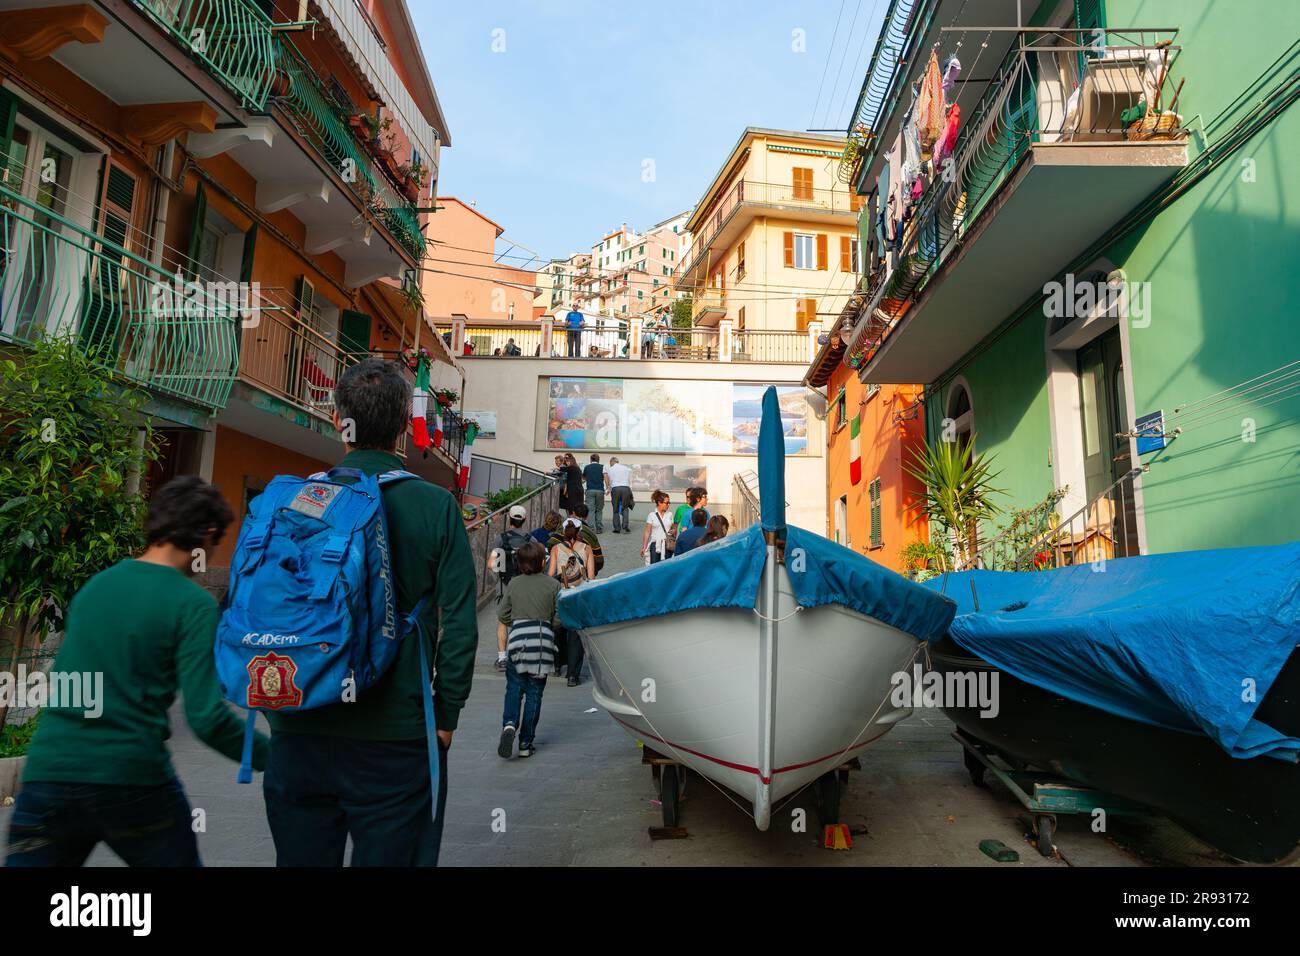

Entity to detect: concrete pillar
[539,316,553,357]
[630,317,643,359]
[807,320,823,363]
[718,319,734,362]
[450,314,467,355]
[196,423,218,482]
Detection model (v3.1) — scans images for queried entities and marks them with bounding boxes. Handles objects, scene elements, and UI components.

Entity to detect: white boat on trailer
[558,388,955,838]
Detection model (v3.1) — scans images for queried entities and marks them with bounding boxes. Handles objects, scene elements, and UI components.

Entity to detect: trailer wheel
[815,771,841,825]
[660,765,680,828]
[1034,814,1057,857]
[962,747,987,788]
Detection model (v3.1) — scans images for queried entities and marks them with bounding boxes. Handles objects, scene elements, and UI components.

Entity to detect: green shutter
[0,88,17,167]
[80,162,139,358]
[185,180,207,279]
[1075,0,1107,67]
[239,222,258,283]
[870,478,882,549]
[339,309,372,358]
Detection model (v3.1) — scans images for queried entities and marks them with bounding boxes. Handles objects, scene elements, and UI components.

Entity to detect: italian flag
[432,409,443,448]
[457,420,479,489]
[849,413,862,485]
[411,357,431,450]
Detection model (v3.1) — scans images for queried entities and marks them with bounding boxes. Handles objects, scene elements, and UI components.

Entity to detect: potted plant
[0,338,159,789]
[904,435,1005,571]
[433,387,459,408]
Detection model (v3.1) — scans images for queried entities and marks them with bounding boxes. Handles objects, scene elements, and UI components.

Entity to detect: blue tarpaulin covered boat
[927,546,1300,863]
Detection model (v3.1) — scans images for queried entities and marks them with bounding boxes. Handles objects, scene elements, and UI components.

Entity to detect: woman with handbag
[641,490,676,565]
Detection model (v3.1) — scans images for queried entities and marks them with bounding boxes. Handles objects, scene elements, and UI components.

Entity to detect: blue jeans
[585,489,604,529]
[263,733,448,866]
[503,668,547,747]
[6,778,199,867]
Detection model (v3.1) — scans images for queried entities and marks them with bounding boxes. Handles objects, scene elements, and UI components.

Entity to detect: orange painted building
[808,335,928,574]
[423,197,538,322]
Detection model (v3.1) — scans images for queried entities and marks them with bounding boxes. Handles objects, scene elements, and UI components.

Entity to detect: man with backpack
[7,477,265,866]
[241,359,477,867]
[494,505,532,670]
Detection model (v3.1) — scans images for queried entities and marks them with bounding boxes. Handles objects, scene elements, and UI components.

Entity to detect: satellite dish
[805,388,829,420]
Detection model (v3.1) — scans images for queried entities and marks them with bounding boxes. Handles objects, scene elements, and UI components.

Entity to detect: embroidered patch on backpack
[246,653,304,709]
[288,482,339,518]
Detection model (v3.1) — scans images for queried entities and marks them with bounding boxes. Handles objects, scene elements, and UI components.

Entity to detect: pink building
[422,197,537,322]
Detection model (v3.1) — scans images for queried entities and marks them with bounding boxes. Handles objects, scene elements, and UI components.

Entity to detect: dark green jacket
[22,560,269,786]
[267,450,478,738]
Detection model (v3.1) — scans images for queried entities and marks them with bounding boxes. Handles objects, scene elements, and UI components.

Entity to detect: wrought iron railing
[680,178,860,279]
[271,38,426,262]
[0,181,240,411]
[731,469,761,531]
[132,0,277,111]
[856,28,1183,359]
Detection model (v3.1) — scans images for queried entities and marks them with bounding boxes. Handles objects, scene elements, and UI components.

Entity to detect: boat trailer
[642,745,861,848]
[953,730,1151,857]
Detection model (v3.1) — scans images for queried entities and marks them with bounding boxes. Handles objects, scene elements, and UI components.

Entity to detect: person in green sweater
[261,358,478,867]
[7,476,266,867]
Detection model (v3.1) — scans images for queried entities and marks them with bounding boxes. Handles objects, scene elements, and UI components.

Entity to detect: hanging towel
[936,102,961,166]
[901,114,922,187]
[915,50,946,154]
[941,54,962,99]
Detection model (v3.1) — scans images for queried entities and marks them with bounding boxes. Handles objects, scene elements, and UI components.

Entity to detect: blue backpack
[216,467,439,812]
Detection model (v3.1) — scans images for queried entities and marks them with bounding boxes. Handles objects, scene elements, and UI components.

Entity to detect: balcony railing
[680,179,860,279]
[271,39,426,263]
[856,28,1182,356]
[453,322,811,364]
[0,181,239,411]
[133,0,277,111]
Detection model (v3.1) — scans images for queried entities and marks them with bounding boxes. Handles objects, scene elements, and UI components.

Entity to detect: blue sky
[409,0,886,265]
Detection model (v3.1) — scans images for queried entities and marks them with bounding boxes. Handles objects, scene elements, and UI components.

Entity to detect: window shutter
[793,167,813,200]
[184,180,207,278]
[816,234,828,270]
[81,161,139,358]
[840,236,852,272]
[239,222,258,283]
[0,88,17,165]
[339,309,372,358]
[870,478,882,548]
[295,275,315,319]
[796,297,816,331]
[737,306,745,330]
[783,231,794,267]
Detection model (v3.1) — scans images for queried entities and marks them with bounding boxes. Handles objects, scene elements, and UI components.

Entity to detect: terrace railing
[271,39,426,262]
[455,322,810,364]
[0,180,240,411]
[133,0,277,111]
[731,469,761,532]
[856,27,1182,355]
[465,477,563,608]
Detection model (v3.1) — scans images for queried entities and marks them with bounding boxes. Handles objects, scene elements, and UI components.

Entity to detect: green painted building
[836,0,1300,558]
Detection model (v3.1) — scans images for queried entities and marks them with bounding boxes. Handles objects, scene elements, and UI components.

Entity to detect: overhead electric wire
[809,0,850,130]
[821,0,866,131]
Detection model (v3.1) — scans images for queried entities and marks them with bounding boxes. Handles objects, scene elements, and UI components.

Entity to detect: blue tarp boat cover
[557,523,956,641]
[927,544,1300,761]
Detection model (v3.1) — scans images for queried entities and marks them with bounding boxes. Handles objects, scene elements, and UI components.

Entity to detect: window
[840,235,860,273]
[737,306,746,330]
[736,240,746,280]
[869,478,882,549]
[792,167,813,200]
[851,237,861,273]
[792,233,815,269]
[833,387,847,430]
[795,297,817,330]
[653,278,659,288]
[639,244,644,254]
[835,495,850,547]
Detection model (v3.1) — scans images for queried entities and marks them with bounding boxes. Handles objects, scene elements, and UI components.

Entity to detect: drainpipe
[150,140,176,268]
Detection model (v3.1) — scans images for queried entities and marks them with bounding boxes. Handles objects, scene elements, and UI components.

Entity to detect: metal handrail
[271,38,426,262]
[465,477,563,608]
[0,181,240,410]
[132,0,277,111]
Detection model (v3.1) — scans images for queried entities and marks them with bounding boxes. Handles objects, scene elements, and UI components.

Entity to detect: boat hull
[581,554,922,830]
[930,637,1300,864]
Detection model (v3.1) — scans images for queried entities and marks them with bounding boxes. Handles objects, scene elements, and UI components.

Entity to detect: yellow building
[676,128,862,346]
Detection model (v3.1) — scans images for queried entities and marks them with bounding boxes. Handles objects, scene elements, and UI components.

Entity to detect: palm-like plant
[905,435,1005,569]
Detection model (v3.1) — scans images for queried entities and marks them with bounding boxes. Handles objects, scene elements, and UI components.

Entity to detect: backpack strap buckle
[320,534,348,563]
[243,518,270,551]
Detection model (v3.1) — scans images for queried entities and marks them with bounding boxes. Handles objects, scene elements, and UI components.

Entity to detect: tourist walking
[494,505,533,670]
[583,454,606,532]
[560,453,584,515]
[606,456,633,533]
[699,514,731,546]
[564,306,585,357]
[260,359,477,868]
[6,477,267,867]
[530,509,561,548]
[673,508,710,556]
[497,541,560,760]
[642,490,675,564]
[549,523,596,686]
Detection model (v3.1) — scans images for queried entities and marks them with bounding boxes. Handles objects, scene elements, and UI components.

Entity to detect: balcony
[132,0,277,110]
[677,179,860,284]
[693,290,726,325]
[0,178,239,412]
[854,28,1188,384]
[270,39,426,264]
